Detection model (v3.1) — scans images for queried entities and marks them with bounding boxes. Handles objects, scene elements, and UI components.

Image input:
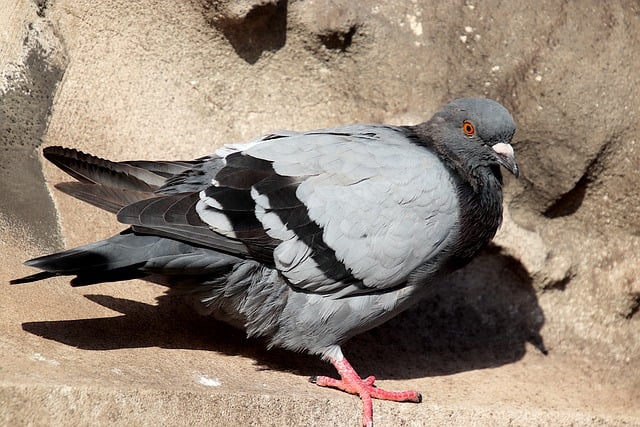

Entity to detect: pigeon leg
[311,356,422,427]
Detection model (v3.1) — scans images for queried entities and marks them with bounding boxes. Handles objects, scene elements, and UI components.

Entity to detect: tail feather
[12,147,242,288]
[10,271,57,285]
[19,238,139,282]
[11,231,240,287]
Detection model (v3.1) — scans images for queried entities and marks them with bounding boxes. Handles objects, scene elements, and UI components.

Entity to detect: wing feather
[240,125,460,291]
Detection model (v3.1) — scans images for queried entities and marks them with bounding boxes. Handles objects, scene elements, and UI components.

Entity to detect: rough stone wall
[2,1,639,425]
[0,0,66,249]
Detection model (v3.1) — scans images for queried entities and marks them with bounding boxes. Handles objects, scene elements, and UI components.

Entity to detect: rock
[200,0,282,23]
[293,0,363,51]
[493,206,575,292]
[0,0,66,249]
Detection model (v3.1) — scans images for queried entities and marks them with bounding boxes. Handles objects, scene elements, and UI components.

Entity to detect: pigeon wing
[120,126,459,297]
[192,126,459,296]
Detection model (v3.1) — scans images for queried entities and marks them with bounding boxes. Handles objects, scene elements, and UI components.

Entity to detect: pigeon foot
[311,357,422,427]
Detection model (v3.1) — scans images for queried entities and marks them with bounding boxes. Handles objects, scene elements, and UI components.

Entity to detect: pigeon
[12,98,518,427]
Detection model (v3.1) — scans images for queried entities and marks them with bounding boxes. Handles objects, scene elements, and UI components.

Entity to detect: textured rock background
[1,0,638,425]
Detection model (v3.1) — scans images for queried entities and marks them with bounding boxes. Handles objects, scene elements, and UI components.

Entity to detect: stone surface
[0,0,66,249]
[2,0,639,425]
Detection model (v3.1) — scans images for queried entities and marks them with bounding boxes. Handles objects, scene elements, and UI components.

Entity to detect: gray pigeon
[13,98,518,427]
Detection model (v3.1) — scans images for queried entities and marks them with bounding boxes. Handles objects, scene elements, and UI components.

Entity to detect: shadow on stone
[201,0,288,64]
[21,246,545,381]
[344,247,547,379]
[318,25,357,52]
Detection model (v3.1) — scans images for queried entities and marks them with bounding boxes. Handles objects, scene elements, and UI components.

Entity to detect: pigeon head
[431,98,519,178]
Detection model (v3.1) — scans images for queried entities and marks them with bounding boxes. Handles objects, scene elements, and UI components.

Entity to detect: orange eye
[462,121,475,136]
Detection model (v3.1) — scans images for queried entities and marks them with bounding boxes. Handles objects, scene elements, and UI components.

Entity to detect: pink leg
[310,357,422,427]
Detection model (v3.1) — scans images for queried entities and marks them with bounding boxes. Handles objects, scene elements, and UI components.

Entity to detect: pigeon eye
[462,121,475,136]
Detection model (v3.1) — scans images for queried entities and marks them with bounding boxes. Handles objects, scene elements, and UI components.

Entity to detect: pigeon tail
[12,231,239,287]
[12,236,147,286]
[10,271,58,285]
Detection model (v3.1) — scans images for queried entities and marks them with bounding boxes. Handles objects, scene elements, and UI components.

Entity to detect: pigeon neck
[408,122,505,264]
[454,170,504,262]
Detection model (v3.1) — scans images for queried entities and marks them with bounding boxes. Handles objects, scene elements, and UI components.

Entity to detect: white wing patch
[195,190,237,238]
[254,203,330,286]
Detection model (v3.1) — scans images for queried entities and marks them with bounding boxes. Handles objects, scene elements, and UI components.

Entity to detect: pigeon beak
[491,142,519,178]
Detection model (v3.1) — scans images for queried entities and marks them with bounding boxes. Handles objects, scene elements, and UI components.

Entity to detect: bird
[12,98,518,427]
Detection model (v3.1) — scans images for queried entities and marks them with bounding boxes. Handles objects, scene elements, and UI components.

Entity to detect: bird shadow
[21,244,546,381]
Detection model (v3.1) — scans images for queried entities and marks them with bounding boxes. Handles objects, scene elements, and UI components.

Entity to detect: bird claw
[313,357,422,427]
